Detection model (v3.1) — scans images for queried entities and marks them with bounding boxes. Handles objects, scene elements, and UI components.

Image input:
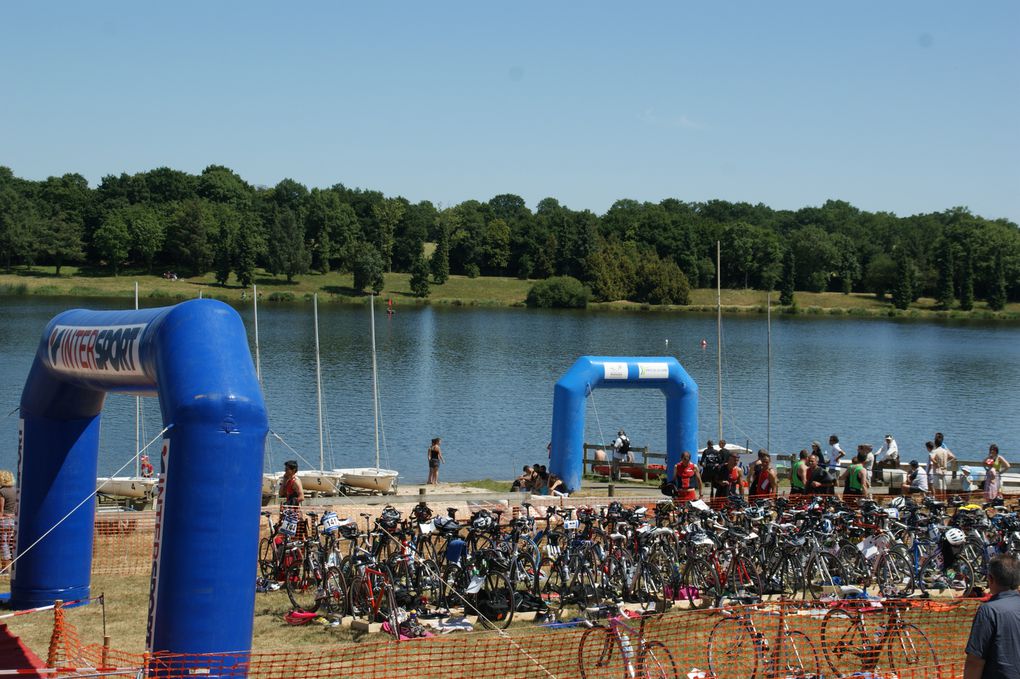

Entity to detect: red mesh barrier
[47,598,977,678]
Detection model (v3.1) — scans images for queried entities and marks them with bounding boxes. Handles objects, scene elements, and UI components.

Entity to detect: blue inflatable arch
[13,299,267,663]
[549,356,698,491]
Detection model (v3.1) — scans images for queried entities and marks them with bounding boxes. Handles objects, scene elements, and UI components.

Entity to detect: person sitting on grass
[547,473,568,498]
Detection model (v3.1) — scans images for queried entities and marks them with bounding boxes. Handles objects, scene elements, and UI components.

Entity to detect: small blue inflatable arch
[549,356,698,491]
[13,299,267,664]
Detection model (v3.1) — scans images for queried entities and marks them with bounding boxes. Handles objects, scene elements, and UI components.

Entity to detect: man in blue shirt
[964,554,1020,679]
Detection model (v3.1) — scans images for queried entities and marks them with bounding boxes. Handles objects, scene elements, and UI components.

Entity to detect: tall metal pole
[767,290,772,454]
[253,284,261,383]
[370,295,381,470]
[134,281,140,478]
[716,241,723,441]
[313,294,324,471]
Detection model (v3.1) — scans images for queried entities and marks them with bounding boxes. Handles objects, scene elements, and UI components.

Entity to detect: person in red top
[716,453,745,498]
[672,450,703,502]
[749,451,777,499]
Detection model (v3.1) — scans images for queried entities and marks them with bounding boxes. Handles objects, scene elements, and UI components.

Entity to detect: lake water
[2,296,1019,484]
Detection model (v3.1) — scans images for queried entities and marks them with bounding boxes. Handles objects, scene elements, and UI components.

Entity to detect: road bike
[820,598,940,678]
[707,598,820,679]
[578,606,678,679]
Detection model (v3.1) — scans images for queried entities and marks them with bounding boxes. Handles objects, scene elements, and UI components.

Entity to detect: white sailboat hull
[97,477,155,499]
[262,473,281,497]
[335,468,398,494]
[297,471,344,494]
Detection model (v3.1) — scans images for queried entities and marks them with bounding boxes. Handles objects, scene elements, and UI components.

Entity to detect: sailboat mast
[767,290,772,453]
[253,284,261,382]
[716,241,723,441]
[134,281,140,478]
[370,295,381,469]
[313,294,324,471]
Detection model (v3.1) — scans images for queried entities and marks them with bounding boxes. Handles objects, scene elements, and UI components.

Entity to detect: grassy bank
[2,266,1018,320]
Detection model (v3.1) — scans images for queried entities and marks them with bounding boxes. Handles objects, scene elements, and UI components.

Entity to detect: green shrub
[526,276,590,309]
[268,291,295,302]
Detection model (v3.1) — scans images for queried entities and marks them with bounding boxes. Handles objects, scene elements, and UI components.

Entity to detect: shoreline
[2,268,1019,322]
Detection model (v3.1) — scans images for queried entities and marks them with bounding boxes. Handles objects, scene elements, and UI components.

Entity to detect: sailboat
[295,294,345,494]
[96,282,157,506]
[332,294,399,494]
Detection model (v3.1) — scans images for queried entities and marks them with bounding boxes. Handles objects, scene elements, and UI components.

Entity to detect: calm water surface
[2,296,1018,484]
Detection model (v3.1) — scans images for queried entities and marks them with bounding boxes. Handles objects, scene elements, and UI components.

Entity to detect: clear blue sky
[2,2,1017,221]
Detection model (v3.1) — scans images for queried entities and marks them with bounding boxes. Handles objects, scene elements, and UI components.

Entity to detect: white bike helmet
[944,527,966,546]
[890,497,906,510]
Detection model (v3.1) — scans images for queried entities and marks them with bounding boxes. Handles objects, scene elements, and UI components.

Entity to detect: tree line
[0,165,1017,309]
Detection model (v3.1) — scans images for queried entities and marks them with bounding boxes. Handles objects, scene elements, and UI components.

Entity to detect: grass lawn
[1,265,1018,320]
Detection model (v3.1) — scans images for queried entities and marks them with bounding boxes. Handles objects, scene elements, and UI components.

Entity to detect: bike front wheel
[578,627,625,679]
[771,629,820,679]
[707,616,759,679]
[885,621,939,677]
[820,607,871,677]
[285,558,322,613]
[638,640,679,679]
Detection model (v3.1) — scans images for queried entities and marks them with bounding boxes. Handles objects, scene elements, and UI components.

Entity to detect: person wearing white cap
[873,434,899,483]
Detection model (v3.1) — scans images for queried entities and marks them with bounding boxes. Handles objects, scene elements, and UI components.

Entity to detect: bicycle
[707,597,820,679]
[578,606,678,679]
[820,598,941,678]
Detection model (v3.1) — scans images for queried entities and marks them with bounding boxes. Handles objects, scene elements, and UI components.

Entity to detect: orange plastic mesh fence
[50,598,978,679]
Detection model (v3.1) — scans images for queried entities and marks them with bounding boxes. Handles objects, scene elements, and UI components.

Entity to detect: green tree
[988,251,1007,311]
[829,233,860,294]
[891,249,914,310]
[779,248,795,306]
[934,238,955,310]
[430,219,450,284]
[585,238,638,303]
[213,221,234,285]
[123,205,165,272]
[93,212,130,275]
[864,253,898,299]
[266,209,310,282]
[0,170,34,271]
[36,213,84,275]
[958,246,974,311]
[409,254,431,298]
[350,242,385,293]
[526,276,590,308]
[165,200,213,275]
[372,198,405,271]
[636,257,691,305]
[234,225,261,288]
[478,218,511,274]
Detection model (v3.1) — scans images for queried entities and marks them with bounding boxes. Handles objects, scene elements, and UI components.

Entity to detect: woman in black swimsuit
[427,438,443,485]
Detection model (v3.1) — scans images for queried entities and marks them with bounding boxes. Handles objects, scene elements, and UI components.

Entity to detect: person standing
[611,430,630,481]
[672,451,703,503]
[749,452,777,499]
[790,450,809,495]
[716,453,744,498]
[0,470,16,566]
[984,444,1010,501]
[427,437,443,485]
[860,444,875,482]
[963,554,1020,679]
[807,453,833,495]
[701,440,725,498]
[826,435,845,471]
[279,460,304,507]
[841,450,871,500]
[929,436,957,497]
